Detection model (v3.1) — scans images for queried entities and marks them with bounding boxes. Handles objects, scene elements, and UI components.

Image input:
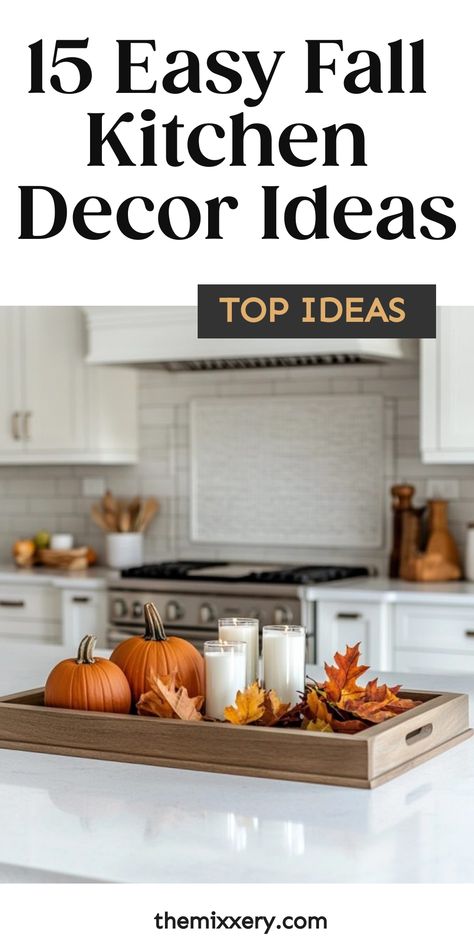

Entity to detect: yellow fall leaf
[224,681,266,725]
[306,689,334,726]
[304,718,333,733]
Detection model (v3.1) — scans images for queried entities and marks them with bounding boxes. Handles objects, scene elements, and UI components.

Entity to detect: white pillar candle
[204,641,247,720]
[218,618,259,685]
[262,625,306,706]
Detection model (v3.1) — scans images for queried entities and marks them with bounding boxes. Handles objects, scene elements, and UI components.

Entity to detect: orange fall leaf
[137,672,204,721]
[321,642,369,704]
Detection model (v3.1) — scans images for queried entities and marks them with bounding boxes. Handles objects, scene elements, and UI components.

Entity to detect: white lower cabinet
[316,600,391,669]
[0,584,61,642]
[61,589,107,650]
[318,596,474,674]
[393,603,474,673]
[0,582,107,648]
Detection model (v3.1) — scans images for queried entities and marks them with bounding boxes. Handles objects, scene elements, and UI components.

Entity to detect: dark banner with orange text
[198,285,436,338]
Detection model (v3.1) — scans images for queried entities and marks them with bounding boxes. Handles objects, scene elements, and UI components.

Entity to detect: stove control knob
[166,600,184,622]
[112,598,127,619]
[132,601,143,619]
[199,603,215,624]
[273,605,293,624]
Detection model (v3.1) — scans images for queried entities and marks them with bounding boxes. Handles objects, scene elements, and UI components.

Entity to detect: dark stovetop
[120,561,370,585]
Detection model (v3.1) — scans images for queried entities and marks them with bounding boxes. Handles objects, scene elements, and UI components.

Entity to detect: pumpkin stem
[76,635,97,664]
[143,602,167,641]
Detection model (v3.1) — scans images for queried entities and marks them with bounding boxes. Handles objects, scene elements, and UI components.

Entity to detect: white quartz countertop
[0,564,114,590]
[3,563,474,604]
[0,641,473,884]
[303,576,474,604]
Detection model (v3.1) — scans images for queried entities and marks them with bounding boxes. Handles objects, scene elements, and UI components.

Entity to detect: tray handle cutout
[405,723,433,745]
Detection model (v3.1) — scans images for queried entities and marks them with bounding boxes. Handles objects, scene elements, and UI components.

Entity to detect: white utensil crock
[105,532,143,569]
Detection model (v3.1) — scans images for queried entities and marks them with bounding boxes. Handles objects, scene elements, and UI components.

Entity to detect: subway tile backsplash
[1,347,474,573]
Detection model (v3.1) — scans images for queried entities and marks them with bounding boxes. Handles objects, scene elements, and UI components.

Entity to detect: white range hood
[84,306,416,370]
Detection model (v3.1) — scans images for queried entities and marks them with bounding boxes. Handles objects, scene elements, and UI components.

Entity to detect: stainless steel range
[107,561,369,661]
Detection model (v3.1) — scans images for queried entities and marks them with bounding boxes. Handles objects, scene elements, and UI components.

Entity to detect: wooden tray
[0,688,471,788]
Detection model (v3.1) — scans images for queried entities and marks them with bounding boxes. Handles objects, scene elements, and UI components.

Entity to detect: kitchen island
[0,640,473,884]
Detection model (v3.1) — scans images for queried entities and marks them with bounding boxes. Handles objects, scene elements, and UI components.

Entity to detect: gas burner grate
[120,562,369,585]
[121,561,226,580]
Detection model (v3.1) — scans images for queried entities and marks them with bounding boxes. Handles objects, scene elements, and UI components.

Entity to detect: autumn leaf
[321,643,369,704]
[342,676,421,724]
[137,673,204,721]
[304,651,421,732]
[259,690,291,727]
[304,718,333,733]
[136,673,177,718]
[387,697,423,713]
[306,690,334,727]
[272,700,307,728]
[344,699,399,723]
[224,681,266,725]
[332,718,368,734]
[364,678,401,703]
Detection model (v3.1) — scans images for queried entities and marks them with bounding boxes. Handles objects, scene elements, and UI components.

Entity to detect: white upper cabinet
[421,307,474,462]
[0,307,138,464]
[22,307,87,454]
[0,310,22,455]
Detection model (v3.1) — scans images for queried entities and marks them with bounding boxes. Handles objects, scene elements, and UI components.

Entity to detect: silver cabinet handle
[336,612,362,620]
[0,600,25,608]
[11,412,21,441]
[23,411,32,441]
[465,630,474,638]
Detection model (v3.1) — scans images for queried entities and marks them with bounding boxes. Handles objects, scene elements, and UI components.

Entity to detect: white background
[0,0,472,304]
[0,882,471,943]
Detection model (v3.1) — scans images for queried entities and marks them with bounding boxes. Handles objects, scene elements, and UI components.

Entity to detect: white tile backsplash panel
[1,344,474,572]
[190,395,384,548]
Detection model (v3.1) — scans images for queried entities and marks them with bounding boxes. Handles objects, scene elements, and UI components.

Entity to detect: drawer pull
[23,411,32,441]
[336,612,362,620]
[406,723,433,745]
[72,596,91,604]
[11,412,21,441]
[465,630,474,638]
[0,600,25,608]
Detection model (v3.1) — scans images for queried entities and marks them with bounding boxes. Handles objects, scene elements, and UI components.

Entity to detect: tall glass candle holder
[218,618,259,685]
[262,625,306,705]
[204,640,247,720]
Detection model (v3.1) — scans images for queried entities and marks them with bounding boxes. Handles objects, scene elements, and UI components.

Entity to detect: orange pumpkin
[110,601,205,705]
[45,635,132,713]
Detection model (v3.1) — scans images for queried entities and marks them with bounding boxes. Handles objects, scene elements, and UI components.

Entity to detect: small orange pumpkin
[45,635,132,713]
[111,601,205,705]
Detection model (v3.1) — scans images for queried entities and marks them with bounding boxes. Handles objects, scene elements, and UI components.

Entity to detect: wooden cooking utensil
[128,496,142,530]
[136,498,159,532]
[102,491,119,526]
[90,505,110,532]
[119,509,132,533]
